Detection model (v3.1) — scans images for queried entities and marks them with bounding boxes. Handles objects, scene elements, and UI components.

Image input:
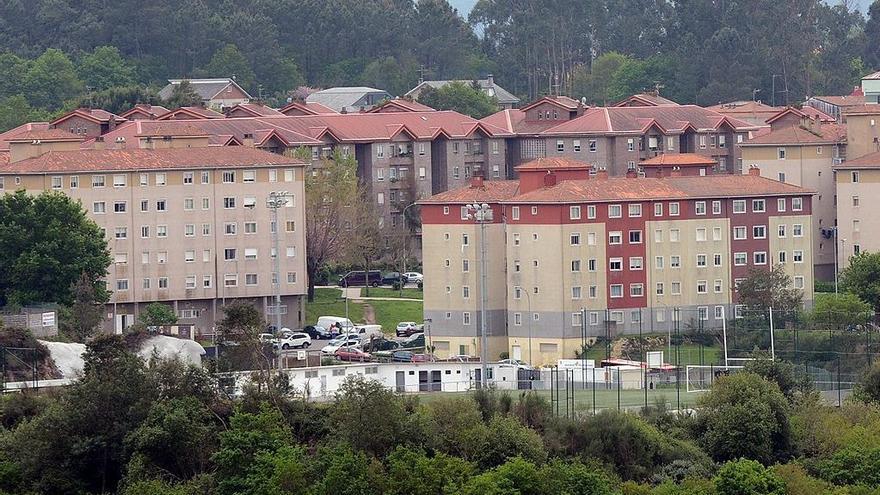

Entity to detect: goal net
[685,365,743,393]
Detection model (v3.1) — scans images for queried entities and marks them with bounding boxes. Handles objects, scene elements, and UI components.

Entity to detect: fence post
[837,357,842,408]
[617,368,621,411]
[592,372,596,415]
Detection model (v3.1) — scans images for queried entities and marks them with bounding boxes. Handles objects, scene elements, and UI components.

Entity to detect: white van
[316,316,355,332]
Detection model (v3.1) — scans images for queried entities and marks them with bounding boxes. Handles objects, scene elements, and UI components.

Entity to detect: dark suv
[338,270,382,287]
[382,272,407,285]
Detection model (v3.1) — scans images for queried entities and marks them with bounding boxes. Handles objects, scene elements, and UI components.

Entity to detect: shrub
[714,459,785,495]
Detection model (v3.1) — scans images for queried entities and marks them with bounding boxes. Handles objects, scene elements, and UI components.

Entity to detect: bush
[714,459,786,495]
[856,362,880,405]
[391,281,402,291]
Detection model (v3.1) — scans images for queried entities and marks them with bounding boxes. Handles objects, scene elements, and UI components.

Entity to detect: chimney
[243,133,255,148]
[596,168,609,180]
[94,136,105,150]
[670,166,682,177]
[748,165,761,176]
[543,170,557,187]
[487,74,494,86]
[625,169,638,178]
[470,169,485,189]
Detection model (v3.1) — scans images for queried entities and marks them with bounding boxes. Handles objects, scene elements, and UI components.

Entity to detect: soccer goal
[685,365,744,393]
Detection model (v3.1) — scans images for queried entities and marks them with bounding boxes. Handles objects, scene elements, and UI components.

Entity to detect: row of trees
[5,329,880,494]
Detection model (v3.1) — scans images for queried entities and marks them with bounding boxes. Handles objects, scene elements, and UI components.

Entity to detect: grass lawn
[305,288,365,327]
[361,287,423,300]
[365,299,424,335]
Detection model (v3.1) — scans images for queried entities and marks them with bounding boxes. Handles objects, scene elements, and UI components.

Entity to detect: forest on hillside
[0,0,878,128]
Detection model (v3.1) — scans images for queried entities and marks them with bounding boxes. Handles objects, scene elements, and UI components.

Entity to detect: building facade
[420,158,814,365]
[0,132,306,335]
[833,152,880,269]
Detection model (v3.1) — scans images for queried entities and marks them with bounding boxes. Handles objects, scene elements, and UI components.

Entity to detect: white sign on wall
[41,312,55,327]
[647,351,664,368]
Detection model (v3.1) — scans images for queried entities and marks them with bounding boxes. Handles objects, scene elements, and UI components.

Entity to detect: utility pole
[267,191,290,335]
[467,203,492,387]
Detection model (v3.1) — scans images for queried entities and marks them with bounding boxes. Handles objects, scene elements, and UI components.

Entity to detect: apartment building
[483,97,760,177]
[0,131,306,335]
[420,158,814,365]
[739,109,846,280]
[833,152,880,268]
[842,105,880,159]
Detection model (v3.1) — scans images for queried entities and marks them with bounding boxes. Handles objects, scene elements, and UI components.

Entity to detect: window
[224,223,237,235]
[654,203,663,216]
[794,276,805,289]
[93,201,106,214]
[111,174,126,188]
[224,274,238,287]
[696,228,707,242]
[734,252,747,266]
[793,224,803,237]
[512,233,520,246]
[573,140,581,152]
[113,201,126,213]
[778,225,786,238]
[719,135,726,148]
[752,199,766,212]
[244,222,257,234]
[712,201,722,214]
[183,197,194,210]
[531,206,538,215]
[610,284,623,298]
[655,256,664,269]
[656,282,665,295]
[463,312,471,325]
[184,224,195,237]
[733,200,746,214]
[157,251,167,264]
[714,279,723,293]
[697,254,707,267]
[140,226,150,238]
[570,205,581,219]
[753,251,767,265]
[699,135,707,149]
[630,257,643,270]
[92,175,105,187]
[608,204,622,218]
[670,229,680,242]
[669,202,680,216]
[244,248,257,260]
[420,167,428,179]
[777,147,786,159]
[793,250,804,263]
[202,198,210,210]
[671,281,681,295]
[589,140,597,152]
[571,260,581,272]
[556,139,564,152]
[776,198,786,212]
[222,171,235,183]
[114,252,128,265]
[156,199,167,212]
[670,255,681,268]
[184,250,195,263]
[201,171,210,184]
[753,225,766,239]
[462,233,469,246]
[570,233,581,245]
[609,258,623,271]
[202,224,211,236]
[713,227,722,241]
[285,246,296,258]
[50,176,62,189]
[285,221,296,232]
[224,197,236,209]
[852,171,860,183]
[667,136,675,151]
[628,204,642,217]
[608,231,622,244]
[155,173,166,186]
[116,279,129,291]
[572,286,582,299]
[629,230,642,244]
[778,251,787,264]
[588,259,597,271]
[203,249,211,262]
[69,176,79,188]
[630,284,644,297]
[714,253,722,266]
[627,138,634,152]
[224,248,236,261]
[114,227,127,239]
[243,197,256,208]
[695,201,706,215]
[697,280,708,294]
[792,197,803,211]
[157,225,167,237]
[242,170,256,183]
[733,226,747,240]
[587,205,596,219]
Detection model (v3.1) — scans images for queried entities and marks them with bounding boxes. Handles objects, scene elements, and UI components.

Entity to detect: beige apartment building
[843,105,880,159]
[834,152,880,268]
[0,131,306,335]
[739,112,846,280]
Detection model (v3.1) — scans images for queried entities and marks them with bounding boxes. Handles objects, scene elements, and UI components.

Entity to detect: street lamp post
[267,191,290,335]
[834,227,839,294]
[401,202,418,295]
[466,203,492,387]
[515,286,532,365]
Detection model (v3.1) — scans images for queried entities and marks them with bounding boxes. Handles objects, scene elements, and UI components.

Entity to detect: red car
[335,347,372,362]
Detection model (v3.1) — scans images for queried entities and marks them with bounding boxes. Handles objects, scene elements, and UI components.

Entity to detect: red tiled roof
[640,153,716,167]
[844,105,880,116]
[613,93,678,107]
[480,109,561,135]
[156,107,225,120]
[515,157,593,171]
[740,123,846,146]
[419,180,520,204]
[278,101,338,116]
[542,105,756,135]
[521,95,583,112]
[0,152,8,166]
[134,124,209,137]
[708,101,779,114]
[367,98,436,113]
[810,95,865,107]
[7,129,84,142]
[100,119,320,148]
[50,108,125,126]
[833,151,880,169]
[507,175,811,203]
[119,104,170,119]
[765,106,835,125]
[225,103,284,117]
[0,147,303,174]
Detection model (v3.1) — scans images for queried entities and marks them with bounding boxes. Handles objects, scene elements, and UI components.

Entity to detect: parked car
[446,354,477,363]
[320,336,361,355]
[391,350,414,362]
[382,272,407,285]
[274,332,311,350]
[402,272,423,282]
[412,353,434,362]
[498,359,532,369]
[396,321,419,337]
[258,333,276,344]
[317,316,355,334]
[338,270,382,287]
[335,347,372,362]
[362,338,401,352]
[303,325,332,340]
[278,328,295,339]
[400,333,425,349]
